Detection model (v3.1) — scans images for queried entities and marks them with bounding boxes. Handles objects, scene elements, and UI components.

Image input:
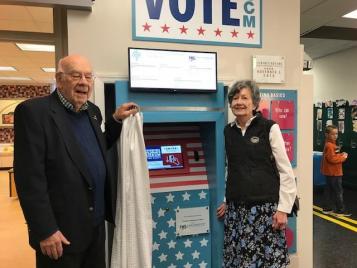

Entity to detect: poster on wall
[132,0,262,47]
[260,89,297,167]
[0,100,23,127]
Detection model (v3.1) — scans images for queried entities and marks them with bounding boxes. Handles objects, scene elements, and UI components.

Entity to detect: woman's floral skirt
[223,202,289,268]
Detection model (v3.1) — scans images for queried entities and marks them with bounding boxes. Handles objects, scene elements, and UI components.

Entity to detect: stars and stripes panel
[152,190,211,268]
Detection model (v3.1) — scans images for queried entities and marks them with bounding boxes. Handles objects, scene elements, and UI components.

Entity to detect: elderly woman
[217,80,297,267]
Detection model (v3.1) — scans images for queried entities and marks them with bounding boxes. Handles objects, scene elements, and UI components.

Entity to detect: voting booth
[115,57,226,268]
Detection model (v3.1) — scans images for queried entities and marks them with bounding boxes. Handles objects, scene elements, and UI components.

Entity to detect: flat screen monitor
[128,47,217,93]
[146,145,184,170]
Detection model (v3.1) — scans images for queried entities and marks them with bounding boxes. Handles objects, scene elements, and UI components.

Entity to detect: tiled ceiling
[301,0,357,59]
[0,5,55,85]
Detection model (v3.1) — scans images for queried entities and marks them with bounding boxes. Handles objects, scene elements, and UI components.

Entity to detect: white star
[167,240,176,249]
[175,251,184,260]
[182,192,191,201]
[200,238,208,247]
[184,238,192,248]
[192,250,200,259]
[167,218,175,228]
[184,262,192,268]
[158,253,167,262]
[198,260,208,268]
[151,195,156,204]
[175,206,180,212]
[152,220,157,229]
[198,190,207,199]
[168,264,176,268]
[158,230,167,240]
[152,242,160,251]
[166,193,175,202]
[158,208,166,217]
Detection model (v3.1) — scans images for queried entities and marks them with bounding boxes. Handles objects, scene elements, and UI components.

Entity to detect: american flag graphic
[151,190,211,268]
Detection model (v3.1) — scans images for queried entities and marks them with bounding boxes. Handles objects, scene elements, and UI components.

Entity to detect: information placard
[176,206,210,237]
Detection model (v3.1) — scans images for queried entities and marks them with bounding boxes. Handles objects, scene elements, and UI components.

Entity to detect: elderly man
[14,55,137,268]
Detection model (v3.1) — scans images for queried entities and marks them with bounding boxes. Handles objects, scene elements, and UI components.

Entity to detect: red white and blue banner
[132,0,262,47]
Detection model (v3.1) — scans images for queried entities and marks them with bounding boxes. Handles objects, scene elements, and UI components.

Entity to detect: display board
[260,89,297,168]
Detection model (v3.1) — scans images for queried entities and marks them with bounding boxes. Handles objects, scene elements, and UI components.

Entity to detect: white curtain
[111,113,152,268]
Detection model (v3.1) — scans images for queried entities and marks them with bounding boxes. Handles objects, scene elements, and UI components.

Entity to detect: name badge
[250,136,260,144]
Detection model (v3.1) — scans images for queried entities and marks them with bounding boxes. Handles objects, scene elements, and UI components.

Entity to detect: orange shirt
[320,140,346,176]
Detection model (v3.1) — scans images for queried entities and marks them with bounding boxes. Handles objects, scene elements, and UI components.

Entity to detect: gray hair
[227,80,261,110]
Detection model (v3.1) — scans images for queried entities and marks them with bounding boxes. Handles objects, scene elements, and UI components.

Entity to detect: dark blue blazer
[14,91,121,252]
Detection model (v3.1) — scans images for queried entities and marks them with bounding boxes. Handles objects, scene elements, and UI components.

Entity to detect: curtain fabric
[111,113,152,268]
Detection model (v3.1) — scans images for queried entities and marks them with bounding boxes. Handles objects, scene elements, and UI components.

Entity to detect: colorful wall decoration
[260,89,298,167]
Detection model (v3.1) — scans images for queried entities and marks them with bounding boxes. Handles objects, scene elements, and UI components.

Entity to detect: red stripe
[150,180,208,188]
[189,163,206,167]
[188,171,207,175]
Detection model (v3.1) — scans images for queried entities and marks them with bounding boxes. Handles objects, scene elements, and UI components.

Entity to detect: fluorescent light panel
[42,67,56,73]
[343,9,357,19]
[0,76,31,81]
[16,43,55,52]
[0,66,16,71]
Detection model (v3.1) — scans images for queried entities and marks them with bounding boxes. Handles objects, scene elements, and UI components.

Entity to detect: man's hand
[113,102,139,121]
[272,210,288,230]
[216,202,226,219]
[40,231,70,260]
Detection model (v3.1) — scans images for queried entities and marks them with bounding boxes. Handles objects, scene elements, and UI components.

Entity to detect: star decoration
[166,193,175,202]
[247,30,254,39]
[182,192,191,201]
[167,218,175,228]
[198,190,207,199]
[151,195,156,204]
[152,242,160,251]
[161,24,170,33]
[158,208,166,217]
[214,28,222,37]
[197,26,205,35]
[158,230,167,240]
[167,240,177,249]
[200,238,208,247]
[158,253,168,262]
[184,262,193,268]
[179,25,188,34]
[184,238,192,248]
[142,22,151,32]
[192,250,200,259]
[231,29,239,38]
[175,251,184,260]
[152,220,157,229]
[168,264,177,268]
[199,261,208,268]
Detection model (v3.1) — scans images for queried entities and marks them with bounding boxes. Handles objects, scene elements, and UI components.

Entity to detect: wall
[311,46,357,103]
[67,1,312,267]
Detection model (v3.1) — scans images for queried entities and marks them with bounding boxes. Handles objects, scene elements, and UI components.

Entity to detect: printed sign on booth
[132,0,262,47]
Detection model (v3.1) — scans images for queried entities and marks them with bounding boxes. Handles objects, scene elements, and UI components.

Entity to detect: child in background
[321,125,351,216]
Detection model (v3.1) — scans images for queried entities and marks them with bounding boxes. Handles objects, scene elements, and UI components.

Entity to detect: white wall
[312,46,357,103]
[67,1,312,267]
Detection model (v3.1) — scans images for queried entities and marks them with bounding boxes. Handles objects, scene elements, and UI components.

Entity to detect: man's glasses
[59,72,95,82]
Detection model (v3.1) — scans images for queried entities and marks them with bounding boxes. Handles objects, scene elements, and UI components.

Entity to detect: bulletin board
[260,89,297,167]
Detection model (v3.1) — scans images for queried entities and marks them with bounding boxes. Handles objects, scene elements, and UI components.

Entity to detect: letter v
[146,0,164,20]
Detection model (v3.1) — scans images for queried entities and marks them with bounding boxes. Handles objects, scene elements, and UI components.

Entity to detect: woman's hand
[272,210,288,230]
[216,202,226,219]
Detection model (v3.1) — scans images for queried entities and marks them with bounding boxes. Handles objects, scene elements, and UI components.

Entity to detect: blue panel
[152,190,211,268]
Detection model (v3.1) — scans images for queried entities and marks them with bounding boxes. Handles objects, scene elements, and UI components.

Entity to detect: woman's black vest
[224,115,279,204]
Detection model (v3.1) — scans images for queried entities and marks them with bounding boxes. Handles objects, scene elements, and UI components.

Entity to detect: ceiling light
[42,67,56,73]
[343,9,357,19]
[16,43,55,52]
[0,66,16,71]
[0,76,31,81]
